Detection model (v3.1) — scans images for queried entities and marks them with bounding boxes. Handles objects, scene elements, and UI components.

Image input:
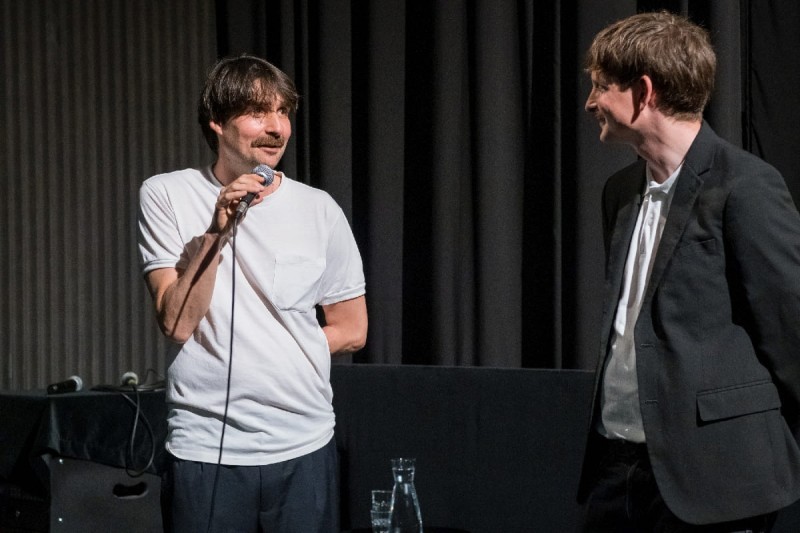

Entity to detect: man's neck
[212,159,239,186]
[635,118,702,184]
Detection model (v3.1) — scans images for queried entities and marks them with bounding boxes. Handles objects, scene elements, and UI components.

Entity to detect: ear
[208,120,224,136]
[632,75,656,112]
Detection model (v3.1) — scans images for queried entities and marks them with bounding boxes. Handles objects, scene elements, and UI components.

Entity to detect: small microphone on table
[121,371,139,387]
[47,375,83,395]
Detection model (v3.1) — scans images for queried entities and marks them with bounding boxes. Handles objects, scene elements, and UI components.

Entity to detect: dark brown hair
[198,55,300,153]
[585,11,716,120]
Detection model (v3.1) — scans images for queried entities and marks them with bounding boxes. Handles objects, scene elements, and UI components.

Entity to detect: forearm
[142,167,270,343]
[149,232,226,343]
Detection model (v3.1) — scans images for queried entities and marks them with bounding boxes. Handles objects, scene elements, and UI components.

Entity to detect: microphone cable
[118,383,157,477]
[91,369,163,477]
[207,167,271,531]
[206,218,239,533]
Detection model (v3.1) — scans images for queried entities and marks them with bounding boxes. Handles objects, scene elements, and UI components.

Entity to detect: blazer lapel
[599,169,645,365]
[642,123,716,304]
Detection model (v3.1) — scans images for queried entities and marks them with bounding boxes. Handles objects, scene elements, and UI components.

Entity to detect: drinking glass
[370,489,392,533]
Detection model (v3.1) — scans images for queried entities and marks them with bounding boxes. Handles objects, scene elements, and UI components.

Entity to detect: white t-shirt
[137,166,365,465]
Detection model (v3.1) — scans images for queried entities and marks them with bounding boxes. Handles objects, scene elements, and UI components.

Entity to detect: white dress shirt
[598,163,681,442]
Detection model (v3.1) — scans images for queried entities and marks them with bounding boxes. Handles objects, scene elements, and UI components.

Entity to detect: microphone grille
[252,164,275,186]
[121,371,139,386]
[69,375,84,391]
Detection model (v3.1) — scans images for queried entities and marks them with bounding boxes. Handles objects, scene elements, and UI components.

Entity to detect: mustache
[251,136,284,148]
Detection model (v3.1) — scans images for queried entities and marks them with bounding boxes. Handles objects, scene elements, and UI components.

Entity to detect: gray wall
[1,0,216,389]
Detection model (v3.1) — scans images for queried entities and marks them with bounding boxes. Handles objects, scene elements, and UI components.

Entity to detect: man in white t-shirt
[137,55,367,532]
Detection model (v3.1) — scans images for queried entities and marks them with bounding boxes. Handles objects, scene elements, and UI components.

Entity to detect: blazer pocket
[696,380,781,423]
[673,237,717,258]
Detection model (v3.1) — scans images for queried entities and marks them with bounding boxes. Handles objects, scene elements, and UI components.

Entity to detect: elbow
[351,329,367,353]
[328,325,368,355]
[158,316,194,345]
[350,319,368,352]
[338,330,367,355]
[165,330,192,345]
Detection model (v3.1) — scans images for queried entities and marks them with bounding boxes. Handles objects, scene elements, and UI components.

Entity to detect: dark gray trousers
[162,437,339,533]
[581,438,776,533]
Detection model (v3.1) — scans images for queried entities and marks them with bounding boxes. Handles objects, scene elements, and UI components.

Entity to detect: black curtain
[745,1,800,204]
[212,0,800,370]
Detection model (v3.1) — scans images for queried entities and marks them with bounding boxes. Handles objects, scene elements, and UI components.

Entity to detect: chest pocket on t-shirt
[272,255,327,312]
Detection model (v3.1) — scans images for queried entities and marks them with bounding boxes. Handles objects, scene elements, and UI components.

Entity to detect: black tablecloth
[0,367,604,532]
[0,389,168,496]
[1,366,594,531]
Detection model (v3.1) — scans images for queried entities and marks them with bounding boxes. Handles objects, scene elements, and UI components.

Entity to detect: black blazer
[578,123,800,524]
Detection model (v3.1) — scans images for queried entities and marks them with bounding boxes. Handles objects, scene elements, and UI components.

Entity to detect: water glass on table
[371,489,392,532]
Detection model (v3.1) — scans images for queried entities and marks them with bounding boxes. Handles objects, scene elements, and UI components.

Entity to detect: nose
[258,111,282,133]
[584,90,597,113]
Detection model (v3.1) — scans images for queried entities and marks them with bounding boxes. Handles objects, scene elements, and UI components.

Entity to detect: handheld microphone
[235,164,275,221]
[47,375,83,395]
[121,371,139,387]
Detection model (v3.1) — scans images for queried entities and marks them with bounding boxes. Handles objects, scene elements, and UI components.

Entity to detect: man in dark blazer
[577,11,800,531]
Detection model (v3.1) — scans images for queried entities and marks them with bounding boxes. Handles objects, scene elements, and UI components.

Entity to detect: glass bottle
[389,457,423,532]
